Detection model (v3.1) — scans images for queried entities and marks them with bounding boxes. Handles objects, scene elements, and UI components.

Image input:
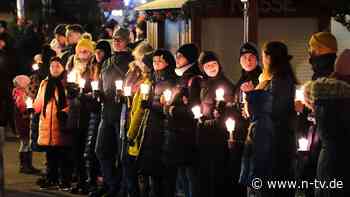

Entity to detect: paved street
[3,134,82,197]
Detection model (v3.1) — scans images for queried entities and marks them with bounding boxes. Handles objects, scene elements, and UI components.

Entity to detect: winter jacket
[34,79,71,146]
[12,88,30,139]
[166,65,202,165]
[304,77,350,197]
[127,78,152,157]
[240,76,296,187]
[100,51,134,122]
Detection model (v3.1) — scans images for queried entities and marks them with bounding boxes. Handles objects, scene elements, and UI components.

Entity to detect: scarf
[43,73,67,118]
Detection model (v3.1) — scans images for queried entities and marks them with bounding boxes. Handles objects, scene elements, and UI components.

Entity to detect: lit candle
[79,79,86,89]
[140,83,150,100]
[191,105,202,119]
[124,86,132,97]
[225,118,236,141]
[67,71,76,83]
[32,63,39,71]
[25,97,33,109]
[115,80,123,90]
[91,81,99,91]
[163,89,172,103]
[295,87,304,102]
[215,88,225,101]
[298,137,309,151]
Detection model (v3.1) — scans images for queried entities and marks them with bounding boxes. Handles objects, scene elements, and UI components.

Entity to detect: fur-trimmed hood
[304,77,350,102]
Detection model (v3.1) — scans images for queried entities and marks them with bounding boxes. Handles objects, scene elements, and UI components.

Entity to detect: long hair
[262,41,298,84]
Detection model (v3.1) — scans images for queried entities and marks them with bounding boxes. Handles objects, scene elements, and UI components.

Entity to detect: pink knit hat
[335,49,350,76]
[13,75,31,88]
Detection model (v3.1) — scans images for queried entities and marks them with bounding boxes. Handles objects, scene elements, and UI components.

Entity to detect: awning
[136,0,189,11]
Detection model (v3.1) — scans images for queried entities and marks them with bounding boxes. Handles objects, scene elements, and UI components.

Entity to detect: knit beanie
[240,42,259,58]
[96,40,112,58]
[309,32,338,53]
[177,43,199,64]
[76,38,95,53]
[112,27,130,42]
[198,51,220,66]
[335,49,350,76]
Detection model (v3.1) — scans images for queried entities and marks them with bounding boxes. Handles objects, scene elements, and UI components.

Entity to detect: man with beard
[295,32,338,197]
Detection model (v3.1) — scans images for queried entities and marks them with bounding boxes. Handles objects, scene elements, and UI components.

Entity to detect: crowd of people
[0,17,349,197]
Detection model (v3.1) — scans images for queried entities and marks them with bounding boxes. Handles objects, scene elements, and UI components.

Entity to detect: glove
[27,108,35,114]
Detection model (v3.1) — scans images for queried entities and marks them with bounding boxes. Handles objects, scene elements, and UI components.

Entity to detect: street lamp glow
[123,0,131,6]
[115,80,123,90]
[25,97,33,109]
[163,89,172,103]
[215,88,225,101]
[140,0,147,3]
[241,0,248,2]
[191,105,202,119]
[111,9,123,17]
[91,81,99,91]
[298,137,309,151]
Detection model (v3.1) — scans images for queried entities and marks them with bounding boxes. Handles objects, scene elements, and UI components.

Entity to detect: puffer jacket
[34,79,71,146]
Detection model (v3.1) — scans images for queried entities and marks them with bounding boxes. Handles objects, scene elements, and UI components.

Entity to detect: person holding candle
[65,35,96,194]
[81,40,112,196]
[240,41,297,197]
[33,57,73,190]
[95,27,134,197]
[295,32,338,197]
[302,49,350,197]
[195,51,235,197]
[164,43,202,197]
[12,74,42,174]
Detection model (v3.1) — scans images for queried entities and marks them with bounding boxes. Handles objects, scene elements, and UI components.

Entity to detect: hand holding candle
[91,81,99,91]
[163,89,172,104]
[25,97,33,109]
[215,88,225,101]
[115,80,123,91]
[140,83,150,100]
[67,71,76,84]
[298,137,309,151]
[191,105,202,119]
[124,86,132,97]
[225,118,235,141]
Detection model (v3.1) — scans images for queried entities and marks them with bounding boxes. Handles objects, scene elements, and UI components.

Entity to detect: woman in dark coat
[240,41,297,197]
[196,51,235,197]
[303,49,350,197]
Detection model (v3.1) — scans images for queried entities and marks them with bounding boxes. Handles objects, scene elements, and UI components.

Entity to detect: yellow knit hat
[76,38,95,53]
[309,32,338,53]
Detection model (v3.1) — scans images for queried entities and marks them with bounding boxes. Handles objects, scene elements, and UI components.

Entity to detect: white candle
[215,88,225,101]
[115,80,123,90]
[295,87,304,102]
[67,71,76,83]
[124,86,132,97]
[191,105,202,119]
[91,81,99,91]
[298,137,309,151]
[163,89,172,103]
[225,118,236,133]
[25,97,33,109]
[32,63,39,71]
[79,79,86,89]
[140,83,150,95]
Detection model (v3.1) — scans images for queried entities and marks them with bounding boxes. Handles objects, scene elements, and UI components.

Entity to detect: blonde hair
[132,41,153,61]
